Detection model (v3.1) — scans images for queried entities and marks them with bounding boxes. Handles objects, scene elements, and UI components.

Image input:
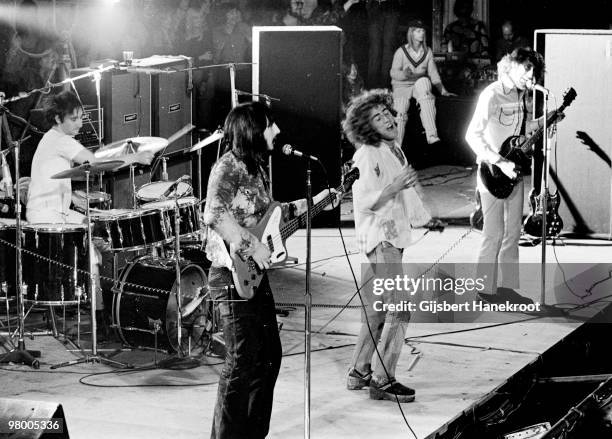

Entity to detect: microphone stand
[0,108,40,368]
[304,161,312,439]
[534,89,564,316]
[539,90,549,307]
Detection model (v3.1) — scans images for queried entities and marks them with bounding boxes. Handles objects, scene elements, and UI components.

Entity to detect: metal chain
[0,238,172,295]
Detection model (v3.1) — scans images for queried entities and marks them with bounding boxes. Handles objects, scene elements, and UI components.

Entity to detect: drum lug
[117,219,124,247]
[139,217,146,244]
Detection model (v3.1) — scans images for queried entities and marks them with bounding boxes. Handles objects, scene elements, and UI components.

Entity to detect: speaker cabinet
[149,61,193,154]
[0,398,70,438]
[70,68,152,143]
[253,26,343,227]
[539,30,612,238]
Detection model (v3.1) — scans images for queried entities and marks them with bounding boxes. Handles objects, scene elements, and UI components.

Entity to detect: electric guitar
[225,168,360,299]
[479,87,577,199]
[522,188,563,237]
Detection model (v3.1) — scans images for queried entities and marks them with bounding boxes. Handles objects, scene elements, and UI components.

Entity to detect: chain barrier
[0,237,172,295]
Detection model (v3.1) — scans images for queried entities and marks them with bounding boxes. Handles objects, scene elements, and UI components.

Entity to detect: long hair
[342,89,396,147]
[45,90,82,126]
[407,26,426,51]
[222,101,274,175]
[497,48,545,83]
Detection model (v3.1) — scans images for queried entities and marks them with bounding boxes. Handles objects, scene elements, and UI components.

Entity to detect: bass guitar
[225,168,360,299]
[522,188,563,237]
[480,87,577,199]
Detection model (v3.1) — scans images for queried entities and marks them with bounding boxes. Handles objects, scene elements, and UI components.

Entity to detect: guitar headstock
[562,87,577,107]
[341,167,360,192]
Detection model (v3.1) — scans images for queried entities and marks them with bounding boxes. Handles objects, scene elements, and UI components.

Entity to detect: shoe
[478,289,534,306]
[346,368,372,390]
[477,292,504,304]
[496,287,534,305]
[427,135,441,145]
[369,378,415,402]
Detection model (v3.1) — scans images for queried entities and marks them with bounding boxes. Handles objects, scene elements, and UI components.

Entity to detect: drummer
[26,90,153,322]
[26,90,154,224]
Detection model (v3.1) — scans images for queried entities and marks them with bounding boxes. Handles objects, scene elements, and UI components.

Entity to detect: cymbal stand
[130,164,137,208]
[51,166,132,369]
[173,196,183,355]
[0,104,40,368]
[229,63,238,109]
[156,196,203,368]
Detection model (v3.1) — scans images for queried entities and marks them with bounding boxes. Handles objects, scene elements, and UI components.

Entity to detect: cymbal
[94,136,169,160]
[51,161,124,179]
[189,129,223,153]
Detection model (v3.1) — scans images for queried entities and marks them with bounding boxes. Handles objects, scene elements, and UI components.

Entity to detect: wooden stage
[2,219,611,438]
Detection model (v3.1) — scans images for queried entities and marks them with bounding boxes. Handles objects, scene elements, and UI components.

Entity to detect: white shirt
[465,76,526,191]
[352,142,431,254]
[26,128,84,222]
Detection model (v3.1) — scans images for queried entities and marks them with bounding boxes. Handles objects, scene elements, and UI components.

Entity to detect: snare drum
[22,223,88,305]
[142,197,201,240]
[72,190,112,213]
[0,220,17,297]
[92,209,166,251]
[111,257,208,352]
[136,181,193,203]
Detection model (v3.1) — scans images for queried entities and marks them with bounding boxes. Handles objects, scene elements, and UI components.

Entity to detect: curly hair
[497,48,545,83]
[342,89,396,147]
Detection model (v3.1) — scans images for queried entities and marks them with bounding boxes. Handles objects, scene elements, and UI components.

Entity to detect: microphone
[163,175,191,198]
[527,80,552,96]
[282,144,319,162]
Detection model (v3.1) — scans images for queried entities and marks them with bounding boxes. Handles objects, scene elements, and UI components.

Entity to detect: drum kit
[0,132,223,369]
[0,58,264,368]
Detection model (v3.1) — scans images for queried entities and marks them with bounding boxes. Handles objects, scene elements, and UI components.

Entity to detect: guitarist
[202,101,339,439]
[465,48,548,305]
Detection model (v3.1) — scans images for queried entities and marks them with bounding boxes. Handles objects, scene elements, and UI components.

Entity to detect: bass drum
[112,257,208,353]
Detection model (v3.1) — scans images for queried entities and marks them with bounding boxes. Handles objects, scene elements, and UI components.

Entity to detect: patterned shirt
[203,151,299,268]
[352,142,431,254]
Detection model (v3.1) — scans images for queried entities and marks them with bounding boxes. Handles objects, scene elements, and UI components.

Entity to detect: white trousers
[393,77,438,147]
[477,179,524,293]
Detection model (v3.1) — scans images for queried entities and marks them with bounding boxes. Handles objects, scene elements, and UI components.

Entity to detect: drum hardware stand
[156,196,202,369]
[147,317,162,366]
[129,164,138,208]
[161,157,168,181]
[51,166,132,369]
[0,105,40,368]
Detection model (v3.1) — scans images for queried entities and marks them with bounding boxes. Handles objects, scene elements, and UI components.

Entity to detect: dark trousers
[209,267,282,439]
[367,3,399,88]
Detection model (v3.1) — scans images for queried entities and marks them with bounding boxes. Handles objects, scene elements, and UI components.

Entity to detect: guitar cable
[316,160,419,439]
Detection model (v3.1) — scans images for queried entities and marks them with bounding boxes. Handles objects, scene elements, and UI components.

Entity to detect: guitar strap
[519,91,529,135]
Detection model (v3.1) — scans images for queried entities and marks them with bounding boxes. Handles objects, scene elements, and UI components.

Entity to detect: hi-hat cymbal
[51,161,124,179]
[94,136,169,159]
[189,129,223,153]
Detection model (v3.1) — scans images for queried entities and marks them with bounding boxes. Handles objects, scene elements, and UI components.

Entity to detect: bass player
[202,101,339,439]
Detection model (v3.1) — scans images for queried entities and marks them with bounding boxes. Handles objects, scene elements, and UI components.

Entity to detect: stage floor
[2,167,611,438]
